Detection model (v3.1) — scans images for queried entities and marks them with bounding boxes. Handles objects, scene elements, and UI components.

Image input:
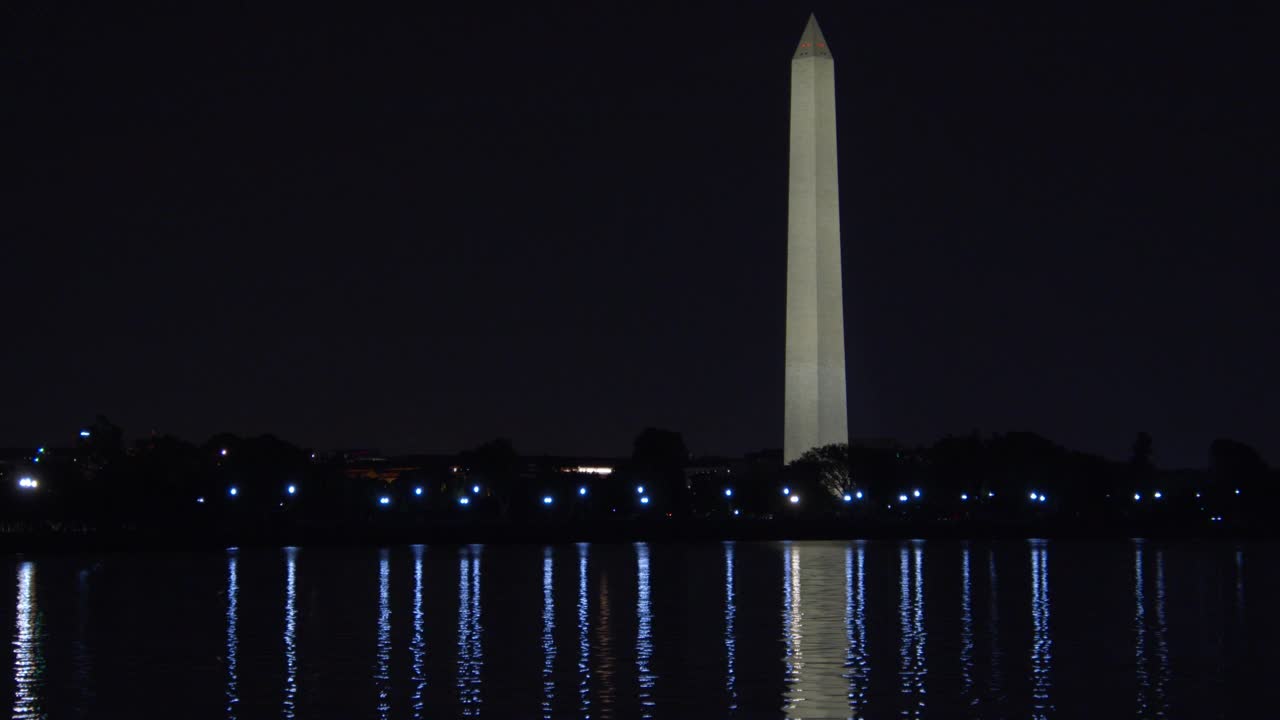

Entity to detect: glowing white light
[988,491,995,497]
[899,494,909,503]
[543,496,554,505]
[220,448,228,456]
[458,497,470,506]
[1030,491,1038,500]
[1235,488,1241,495]
[781,487,790,495]
[1195,492,1202,498]
[79,430,90,438]
[1038,494,1047,503]
[913,489,921,498]
[196,496,205,504]
[1154,491,1163,500]
[843,494,852,502]
[17,477,37,489]
[414,486,424,496]
[379,496,391,506]
[639,496,650,505]
[855,490,863,500]
[789,495,800,504]
[286,484,297,495]
[733,509,740,516]
[1134,493,1141,501]
[569,466,613,476]
[229,486,238,497]
[472,485,480,494]
[724,488,733,497]
[637,485,645,494]
[961,493,969,501]
[578,486,587,496]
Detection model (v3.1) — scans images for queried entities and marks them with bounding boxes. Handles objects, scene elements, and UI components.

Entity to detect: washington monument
[785,14,848,463]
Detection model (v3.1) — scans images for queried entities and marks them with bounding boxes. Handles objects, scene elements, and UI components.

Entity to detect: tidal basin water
[3,540,1274,719]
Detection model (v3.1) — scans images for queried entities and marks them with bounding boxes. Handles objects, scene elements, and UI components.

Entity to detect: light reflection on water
[3,540,1269,718]
[899,544,926,718]
[1029,540,1051,719]
[960,545,974,703]
[541,547,555,719]
[594,560,615,716]
[225,551,238,720]
[845,543,869,717]
[13,561,40,720]
[781,543,803,714]
[457,546,482,715]
[724,542,737,713]
[576,543,590,717]
[1135,542,1171,719]
[410,545,426,719]
[283,547,298,720]
[635,542,654,719]
[376,549,391,720]
[987,548,1003,704]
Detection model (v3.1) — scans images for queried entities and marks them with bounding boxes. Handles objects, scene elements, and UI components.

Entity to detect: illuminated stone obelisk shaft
[785,14,847,463]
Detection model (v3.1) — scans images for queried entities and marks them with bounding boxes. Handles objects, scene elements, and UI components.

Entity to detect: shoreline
[2,518,1271,554]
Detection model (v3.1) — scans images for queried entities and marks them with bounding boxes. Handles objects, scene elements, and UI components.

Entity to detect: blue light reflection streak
[1029,541,1051,719]
[457,546,483,715]
[542,547,556,719]
[376,549,391,720]
[284,548,298,720]
[226,551,239,720]
[13,562,41,720]
[411,545,426,719]
[782,543,804,713]
[898,544,926,718]
[844,544,868,716]
[576,543,590,717]
[960,545,973,702]
[635,542,654,719]
[724,542,737,712]
[1137,542,1157,720]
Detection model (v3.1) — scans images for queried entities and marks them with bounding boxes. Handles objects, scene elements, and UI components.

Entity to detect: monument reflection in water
[3,540,1268,718]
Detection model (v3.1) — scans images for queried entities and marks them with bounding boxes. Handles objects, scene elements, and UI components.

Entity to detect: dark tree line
[0,418,1274,534]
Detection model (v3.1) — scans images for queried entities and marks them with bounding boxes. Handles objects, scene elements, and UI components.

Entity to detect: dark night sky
[4,1,1277,466]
